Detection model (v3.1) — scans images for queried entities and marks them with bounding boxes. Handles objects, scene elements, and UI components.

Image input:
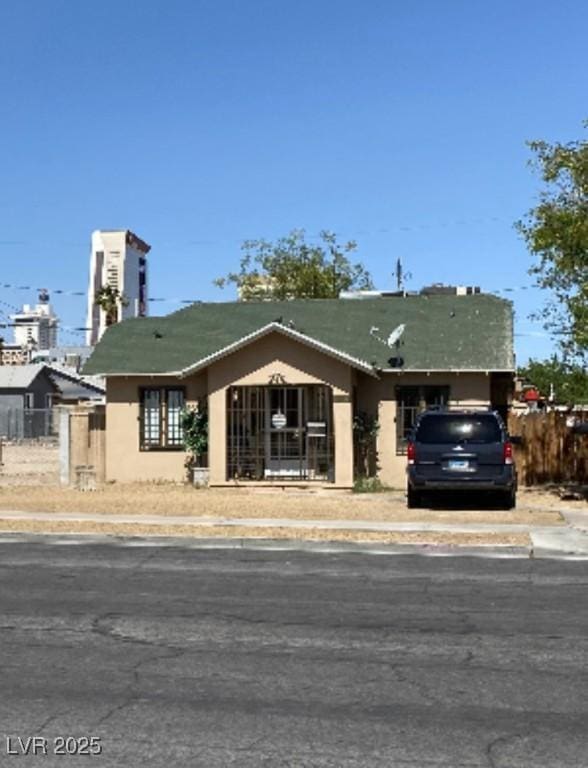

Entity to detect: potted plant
[353,410,380,479]
[180,405,209,486]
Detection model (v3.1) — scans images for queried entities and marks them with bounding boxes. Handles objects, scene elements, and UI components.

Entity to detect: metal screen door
[227,385,333,481]
[265,387,307,478]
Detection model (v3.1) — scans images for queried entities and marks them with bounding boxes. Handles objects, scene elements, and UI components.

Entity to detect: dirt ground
[0,483,566,525]
[0,442,575,527]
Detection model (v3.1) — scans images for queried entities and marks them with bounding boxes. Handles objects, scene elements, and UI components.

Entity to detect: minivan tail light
[503,441,513,465]
[407,442,416,465]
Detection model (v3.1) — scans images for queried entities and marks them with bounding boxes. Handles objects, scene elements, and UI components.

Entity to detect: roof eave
[380,367,515,373]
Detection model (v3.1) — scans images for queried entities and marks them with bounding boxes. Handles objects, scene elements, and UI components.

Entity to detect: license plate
[448,459,469,470]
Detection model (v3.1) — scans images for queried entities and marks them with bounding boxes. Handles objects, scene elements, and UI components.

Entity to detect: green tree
[215,229,373,300]
[94,286,129,327]
[518,356,588,404]
[516,122,588,358]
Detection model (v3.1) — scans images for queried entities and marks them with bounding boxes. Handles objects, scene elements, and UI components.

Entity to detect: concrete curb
[0,531,534,559]
[3,529,588,559]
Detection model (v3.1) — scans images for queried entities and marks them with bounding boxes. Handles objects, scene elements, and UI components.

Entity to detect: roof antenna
[395,258,412,292]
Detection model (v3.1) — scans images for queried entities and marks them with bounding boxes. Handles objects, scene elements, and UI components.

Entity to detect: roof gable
[178,322,378,378]
[0,364,46,389]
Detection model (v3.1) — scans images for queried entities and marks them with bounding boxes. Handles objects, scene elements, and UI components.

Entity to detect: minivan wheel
[407,487,421,509]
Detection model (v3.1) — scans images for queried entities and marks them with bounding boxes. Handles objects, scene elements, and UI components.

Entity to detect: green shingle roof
[83,295,514,376]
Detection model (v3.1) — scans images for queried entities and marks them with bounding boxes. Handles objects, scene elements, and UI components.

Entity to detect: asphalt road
[1,538,587,767]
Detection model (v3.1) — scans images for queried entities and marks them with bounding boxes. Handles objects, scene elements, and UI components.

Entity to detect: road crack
[95,646,186,726]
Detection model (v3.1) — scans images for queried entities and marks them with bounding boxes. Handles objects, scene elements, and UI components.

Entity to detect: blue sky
[1,0,586,363]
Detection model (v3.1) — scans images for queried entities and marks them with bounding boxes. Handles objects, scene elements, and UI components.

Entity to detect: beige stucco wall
[104,332,494,491]
[105,373,207,483]
[207,331,355,487]
[356,372,492,489]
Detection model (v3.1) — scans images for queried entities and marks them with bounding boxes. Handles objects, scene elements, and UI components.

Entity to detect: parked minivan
[406,409,517,509]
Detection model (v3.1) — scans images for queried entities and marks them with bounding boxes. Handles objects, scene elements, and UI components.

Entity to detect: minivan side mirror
[509,435,523,446]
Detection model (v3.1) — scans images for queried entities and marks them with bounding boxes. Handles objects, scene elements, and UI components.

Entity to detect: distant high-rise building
[11,290,59,350]
[86,230,150,346]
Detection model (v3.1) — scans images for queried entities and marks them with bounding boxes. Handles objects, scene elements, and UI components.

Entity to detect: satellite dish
[387,324,406,348]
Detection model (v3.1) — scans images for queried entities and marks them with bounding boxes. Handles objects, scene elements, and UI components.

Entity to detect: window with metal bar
[396,385,450,454]
[140,387,185,450]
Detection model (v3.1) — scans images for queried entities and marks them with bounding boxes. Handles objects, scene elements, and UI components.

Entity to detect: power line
[0,280,541,305]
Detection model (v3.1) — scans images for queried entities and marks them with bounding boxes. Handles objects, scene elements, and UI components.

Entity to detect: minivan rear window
[415,415,502,444]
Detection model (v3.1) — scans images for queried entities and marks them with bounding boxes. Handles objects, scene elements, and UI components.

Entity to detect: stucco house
[83,293,514,488]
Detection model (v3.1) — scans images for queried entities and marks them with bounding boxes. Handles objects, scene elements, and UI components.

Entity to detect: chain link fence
[0,408,58,440]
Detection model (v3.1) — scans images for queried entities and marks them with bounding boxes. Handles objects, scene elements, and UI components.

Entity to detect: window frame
[139,386,186,451]
[395,385,450,454]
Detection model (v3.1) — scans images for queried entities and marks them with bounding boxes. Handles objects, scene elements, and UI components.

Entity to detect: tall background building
[86,230,150,345]
[10,289,59,350]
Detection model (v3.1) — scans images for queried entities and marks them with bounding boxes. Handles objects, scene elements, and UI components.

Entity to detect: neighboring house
[83,293,514,488]
[46,365,105,405]
[0,364,105,439]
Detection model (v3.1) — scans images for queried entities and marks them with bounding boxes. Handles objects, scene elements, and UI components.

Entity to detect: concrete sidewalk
[1,507,588,559]
[0,509,561,533]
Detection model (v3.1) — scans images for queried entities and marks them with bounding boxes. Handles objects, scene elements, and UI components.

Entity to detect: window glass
[141,388,185,449]
[415,415,501,444]
[142,390,160,447]
[167,389,184,446]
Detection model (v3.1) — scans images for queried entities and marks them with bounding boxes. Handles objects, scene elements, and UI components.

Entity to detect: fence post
[59,407,71,486]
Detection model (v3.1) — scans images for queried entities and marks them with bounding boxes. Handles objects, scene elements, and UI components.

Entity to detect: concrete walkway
[0,509,560,533]
[530,508,588,558]
[1,507,588,558]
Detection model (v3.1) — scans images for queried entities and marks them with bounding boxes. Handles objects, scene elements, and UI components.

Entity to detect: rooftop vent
[419,284,481,296]
[339,290,418,299]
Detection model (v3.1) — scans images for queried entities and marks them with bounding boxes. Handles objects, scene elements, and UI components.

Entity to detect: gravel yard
[0,483,565,528]
[0,442,574,527]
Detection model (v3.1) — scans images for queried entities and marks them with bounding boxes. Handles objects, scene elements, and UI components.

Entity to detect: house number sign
[269,373,287,385]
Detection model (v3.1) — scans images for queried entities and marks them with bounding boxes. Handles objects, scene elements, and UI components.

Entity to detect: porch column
[333,395,353,488]
[208,387,227,485]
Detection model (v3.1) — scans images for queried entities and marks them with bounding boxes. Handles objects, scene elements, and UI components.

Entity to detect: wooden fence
[508,411,588,486]
[60,404,106,488]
